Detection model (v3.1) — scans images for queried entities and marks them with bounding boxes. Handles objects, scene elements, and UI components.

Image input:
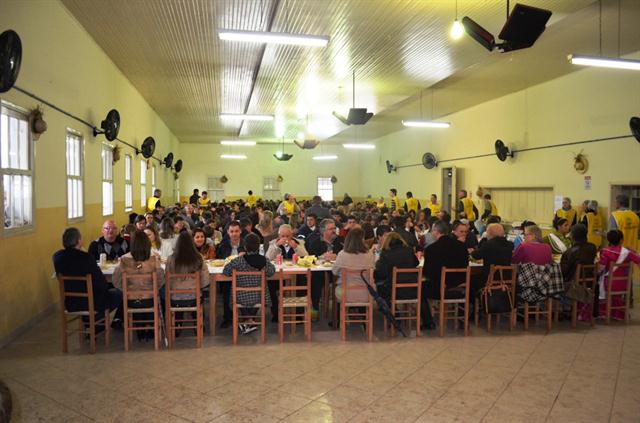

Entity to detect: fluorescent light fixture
[343,143,375,149]
[220,154,247,160]
[220,113,274,121]
[219,29,329,47]
[568,54,640,71]
[313,155,338,161]
[450,20,465,40]
[220,140,256,146]
[402,120,451,128]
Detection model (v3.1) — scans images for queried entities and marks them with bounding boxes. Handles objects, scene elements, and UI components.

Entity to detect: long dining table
[100,259,483,336]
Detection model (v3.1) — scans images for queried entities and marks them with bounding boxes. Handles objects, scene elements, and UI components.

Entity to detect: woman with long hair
[544,217,572,254]
[159,217,178,259]
[144,224,162,257]
[113,230,164,340]
[193,228,216,259]
[256,210,277,244]
[165,231,209,305]
[332,227,375,303]
[374,232,419,303]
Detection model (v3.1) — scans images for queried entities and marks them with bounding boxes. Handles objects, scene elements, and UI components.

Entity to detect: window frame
[140,159,147,208]
[101,143,114,216]
[124,153,133,212]
[151,164,156,197]
[65,128,84,223]
[0,100,36,237]
[317,176,333,202]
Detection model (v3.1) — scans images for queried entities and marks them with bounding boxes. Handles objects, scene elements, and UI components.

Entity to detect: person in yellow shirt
[404,191,421,214]
[481,194,498,221]
[147,189,162,212]
[609,194,639,252]
[555,197,577,226]
[277,193,299,221]
[376,197,386,210]
[389,188,402,213]
[427,194,440,216]
[247,190,257,208]
[580,200,603,247]
[456,190,478,223]
[197,191,211,207]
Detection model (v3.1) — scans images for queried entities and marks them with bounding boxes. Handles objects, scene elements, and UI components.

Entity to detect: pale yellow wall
[0,0,181,343]
[361,66,640,222]
[179,143,364,200]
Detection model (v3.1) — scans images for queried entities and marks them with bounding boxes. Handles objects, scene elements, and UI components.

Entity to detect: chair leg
[438,302,445,337]
[606,295,612,325]
[340,303,346,341]
[416,303,421,338]
[278,303,284,343]
[546,299,552,332]
[306,306,311,342]
[232,307,238,345]
[61,315,68,353]
[210,284,217,336]
[367,304,373,342]
[124,312,130,352]
[88,316,96,354]
[154,307,159,351]
[463,302,469,337]
[197,308,203,348]
[524,304,529,331]
[487,313,492,333]
[260,306,266,344]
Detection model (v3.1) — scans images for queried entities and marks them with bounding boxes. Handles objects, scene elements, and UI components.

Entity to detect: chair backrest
[122,272,158,300]
[487,265,517,286]
[391,267,422,302]
[341,268,373,303]
[278,269,311,295]
[439,267,471,299]
[232,270,266,295]
[165,272,201,307]
[57,274,93,314]
[575,263,598,286]
[608,261,632,291]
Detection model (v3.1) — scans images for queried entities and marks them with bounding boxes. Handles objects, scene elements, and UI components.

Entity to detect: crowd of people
[52,187,640,341]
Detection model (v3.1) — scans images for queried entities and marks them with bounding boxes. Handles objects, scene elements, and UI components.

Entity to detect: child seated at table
[222,233,276,334]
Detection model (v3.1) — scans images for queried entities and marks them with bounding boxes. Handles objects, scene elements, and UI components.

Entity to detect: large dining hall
[2,0,640,422]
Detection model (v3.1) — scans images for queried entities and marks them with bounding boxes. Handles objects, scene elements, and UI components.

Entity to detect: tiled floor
[1,310,639,422]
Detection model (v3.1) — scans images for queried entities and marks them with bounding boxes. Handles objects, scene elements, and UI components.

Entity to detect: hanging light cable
[450,0,464,40]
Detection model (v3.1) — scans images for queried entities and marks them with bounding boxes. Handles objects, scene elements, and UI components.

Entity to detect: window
[1,102,33,232]
[66,129,83,220]
[263,176,280,201]
[486,187,554,225]
[140,159,147,207]
[151,164,156,196]
[207,176,225,202]
[101,145,113,216]
[124,154,132,211]
[317,177,333,201]
[174,176,180,203]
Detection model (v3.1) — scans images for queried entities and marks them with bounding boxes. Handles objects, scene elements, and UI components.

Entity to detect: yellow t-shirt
[612,209,639,251]
[461,197,476,221]
[198,198,210,207]
[427,202,441,215]
[247,195,257,207]
[555,208,577,225]
[390,197,402,211]
[405,198,420,213]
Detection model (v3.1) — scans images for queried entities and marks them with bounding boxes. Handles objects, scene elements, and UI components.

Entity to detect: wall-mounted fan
[630,117,640,143]
[331,175,338,183]
[422,152,438,169]
[495,139,514,161]
[0,29,22,93]
[385,160,396,174]
[93,109,121,141]
[141,136,156,158]
[174,159,183,173]
[163,152,174,168]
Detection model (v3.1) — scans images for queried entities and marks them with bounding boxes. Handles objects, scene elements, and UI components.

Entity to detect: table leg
[209,276,217,336]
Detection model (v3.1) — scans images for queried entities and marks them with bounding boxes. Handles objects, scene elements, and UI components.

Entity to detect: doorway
[441,166,457,215]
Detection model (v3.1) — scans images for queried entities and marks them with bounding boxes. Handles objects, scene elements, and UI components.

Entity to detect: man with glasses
[307,218,344,319]
[88,220,129,261]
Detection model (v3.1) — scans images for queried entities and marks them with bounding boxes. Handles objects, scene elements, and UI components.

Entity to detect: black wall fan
[141,136,156,159]
[163,152,174,168]
[174,159,183,173]
[495,139,514,161]
[629,117,640,143]
[385,160,396,174]
[93,109,120,141]
[422,152,438,169]
[0,29,21,93]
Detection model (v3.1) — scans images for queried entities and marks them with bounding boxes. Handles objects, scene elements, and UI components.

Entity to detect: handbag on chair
[481,283,513,314]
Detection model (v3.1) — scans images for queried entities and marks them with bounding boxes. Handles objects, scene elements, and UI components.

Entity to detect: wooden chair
[432,267,471,337]
[605,262,633,324]
[517,299,553,332]
[384,267,423,337]
[278,269,312,342]
[474,265,517,333]
[122,272,160,351]
[232,270,267,344]
[165,272,203,348]
[570,263,598,328]
[57,274,110,354]
[339,269,374,342]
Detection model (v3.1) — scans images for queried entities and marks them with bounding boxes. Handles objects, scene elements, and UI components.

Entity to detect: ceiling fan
[333,71,373,126]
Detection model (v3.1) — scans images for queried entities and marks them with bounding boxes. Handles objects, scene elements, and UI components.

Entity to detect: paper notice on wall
[584,175,592,190]
[554,195,564,210]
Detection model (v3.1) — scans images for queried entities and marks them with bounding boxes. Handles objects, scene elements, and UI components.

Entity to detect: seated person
[451,220,478,253]
[394,215,419,252]
[134,215,147,231]
[193,228,216,259]
[471,223,514,294]
[88,220,129,261]
[371,224,392,259]
[222,233,276,334]
[512,220,536,249]
[338,215,358,238]
[164,231,210,307]
[512,225,553,265]
[421,220,469,328]
[53,227,122,330]
[332,228,375,303]
[560,224,597,282]
[265,224,308,261]
[374,232,419,304]
[543,217,572,254]
[158,217,178,260]
[306,218,344,317]
[297,213,320,240]
[112,230,165,340]
[215,221,246,328]
[143,224,162,257]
